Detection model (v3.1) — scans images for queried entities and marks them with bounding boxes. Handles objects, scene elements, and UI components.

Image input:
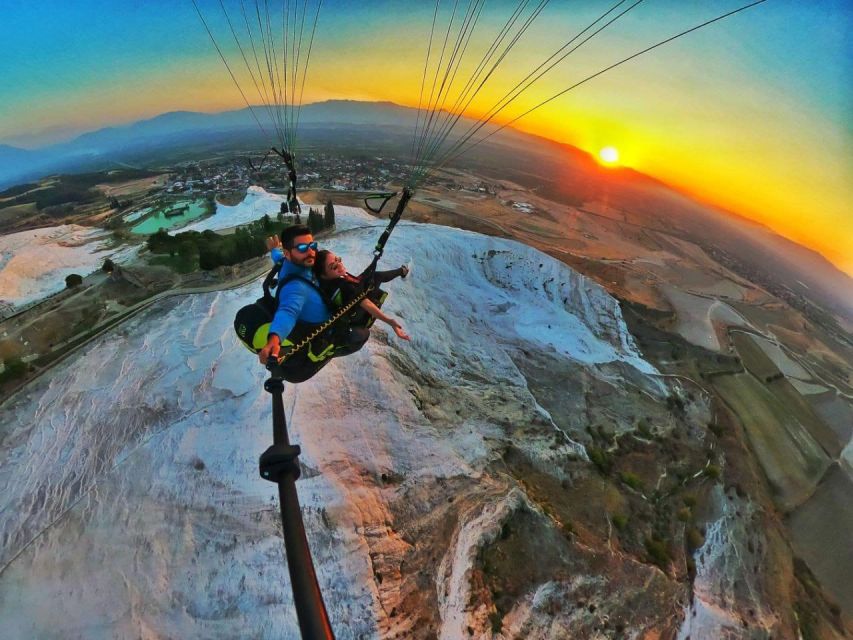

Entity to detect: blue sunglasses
[293,241,318,253]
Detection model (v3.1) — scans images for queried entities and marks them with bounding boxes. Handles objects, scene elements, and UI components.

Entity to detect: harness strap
[361,186,412,285]
[265,261,333,308]
[277,284,375,363]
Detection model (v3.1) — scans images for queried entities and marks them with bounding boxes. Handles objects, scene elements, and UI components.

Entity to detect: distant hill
[0,101,424,190]
[0,144,34,180]
[446,131,853,320]
[0,144,30,159]
[2,100,850,319]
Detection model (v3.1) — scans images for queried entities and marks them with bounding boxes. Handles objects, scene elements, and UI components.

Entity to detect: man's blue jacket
[268,248,330,340]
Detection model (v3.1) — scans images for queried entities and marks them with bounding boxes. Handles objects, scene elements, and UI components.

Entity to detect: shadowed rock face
[0,200,842,639]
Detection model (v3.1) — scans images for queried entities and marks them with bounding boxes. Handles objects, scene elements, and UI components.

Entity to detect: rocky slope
[0,198,843,638]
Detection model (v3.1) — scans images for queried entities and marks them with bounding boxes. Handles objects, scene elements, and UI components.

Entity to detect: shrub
[65,273,83,288]
[704,464,721,480]
[677,507,692,522]
[611,514,628,531]
[0,358,28,384]
[636,418,652,438]
[686,527,705,551]
[666,394,685,412]
[620,472,644,491]
[587,447,612,474]
[644,537,670,569]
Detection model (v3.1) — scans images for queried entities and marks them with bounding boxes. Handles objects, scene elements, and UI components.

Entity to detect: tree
[307,208,324,234]
[65,273,83,288]
[324,200,335,228]
[178,241,198,261]
[102,258,115,273]
[147,228,171,253]
[198,246,220,271]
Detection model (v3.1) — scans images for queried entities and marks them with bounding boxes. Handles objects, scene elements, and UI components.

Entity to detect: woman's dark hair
[313,249,332,279]
[281,224,312,249]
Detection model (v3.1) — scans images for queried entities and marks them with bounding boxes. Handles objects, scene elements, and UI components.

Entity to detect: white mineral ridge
[0,190,662,639]
[677,487,780,640]
[0,224,139,308]
[179,186,300,233]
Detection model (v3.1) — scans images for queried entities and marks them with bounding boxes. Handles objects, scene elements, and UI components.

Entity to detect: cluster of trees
[23,186,97,211]
[307,209,324,234]
[147,222,269,271]
[0,182,37,198]
[276,200,335,232]
[145,202,336,271]
[108,197,133,210]
[0,170,158,212]
[303,201,336,234]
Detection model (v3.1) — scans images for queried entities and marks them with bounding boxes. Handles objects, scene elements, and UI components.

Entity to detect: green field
[0,202,37,224]
[713,373,830,511]
[731,331,781,381]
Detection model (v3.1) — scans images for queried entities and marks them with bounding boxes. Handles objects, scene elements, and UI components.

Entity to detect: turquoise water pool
[131,201,209,235]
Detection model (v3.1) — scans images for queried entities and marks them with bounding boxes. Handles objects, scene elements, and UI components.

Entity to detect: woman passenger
[313,249,411,341]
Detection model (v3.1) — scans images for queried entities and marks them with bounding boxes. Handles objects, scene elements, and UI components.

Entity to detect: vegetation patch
[587,446,612,474]
[793,557,847,640]
[0,358,28,385]
[644,536,671,570]
[145,204,335,271]
[0,182,39,199]
[610,514,628,531]
[476,506,574,619]
[685,527,705,551]
[619,471,644,492]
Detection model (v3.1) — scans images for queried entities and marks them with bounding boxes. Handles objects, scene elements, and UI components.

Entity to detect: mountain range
[0,101,418,188]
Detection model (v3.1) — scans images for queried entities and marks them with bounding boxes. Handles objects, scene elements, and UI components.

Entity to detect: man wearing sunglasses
[258,225,329,366]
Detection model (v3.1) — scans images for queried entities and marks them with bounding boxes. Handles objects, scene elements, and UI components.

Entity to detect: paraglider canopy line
[406,0,769,187]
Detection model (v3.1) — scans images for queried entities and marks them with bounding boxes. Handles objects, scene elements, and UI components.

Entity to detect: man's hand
[259,334,282,365]
[266,235,282,252]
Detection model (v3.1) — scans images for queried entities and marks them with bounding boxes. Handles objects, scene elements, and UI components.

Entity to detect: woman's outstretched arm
[358,299,410,340]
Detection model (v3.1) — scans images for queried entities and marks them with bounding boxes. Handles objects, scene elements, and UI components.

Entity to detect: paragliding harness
[233,187,412,382]
[233,267,336,357]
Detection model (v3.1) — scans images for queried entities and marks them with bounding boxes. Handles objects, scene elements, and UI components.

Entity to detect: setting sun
[599,146,619,166]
